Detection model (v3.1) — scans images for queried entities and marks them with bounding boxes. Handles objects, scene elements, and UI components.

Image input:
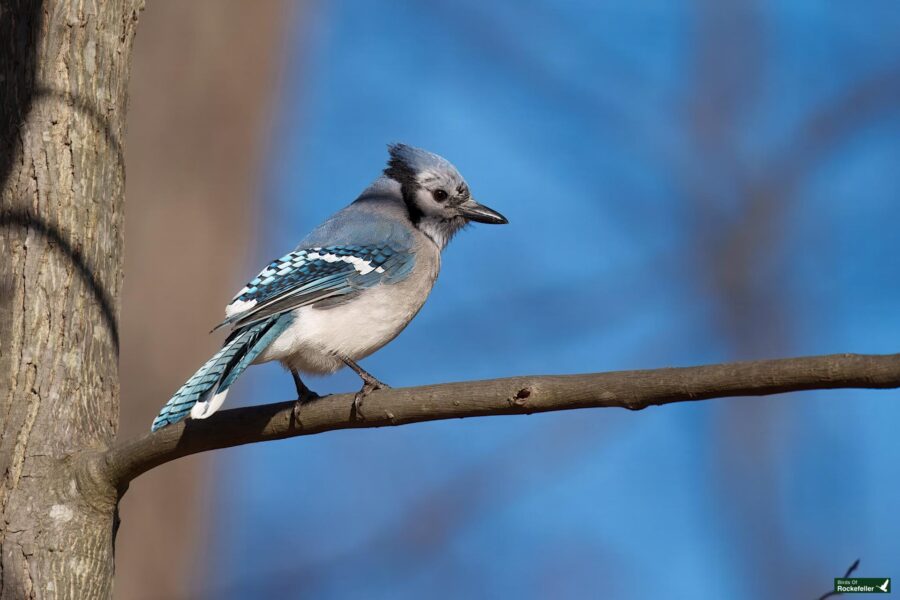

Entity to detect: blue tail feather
[151,313,294,431]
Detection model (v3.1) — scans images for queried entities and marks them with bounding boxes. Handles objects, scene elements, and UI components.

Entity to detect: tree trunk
[0,1,141,597]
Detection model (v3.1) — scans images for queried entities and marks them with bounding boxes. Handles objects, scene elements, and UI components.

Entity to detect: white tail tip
[190,388,230,420]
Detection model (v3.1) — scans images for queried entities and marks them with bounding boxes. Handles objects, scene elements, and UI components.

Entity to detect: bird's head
[384,143,507,247]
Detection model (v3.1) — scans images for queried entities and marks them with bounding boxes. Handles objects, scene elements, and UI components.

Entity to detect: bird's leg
[341,357,390,420]
[291,369,320,404]
[342,357,390,389]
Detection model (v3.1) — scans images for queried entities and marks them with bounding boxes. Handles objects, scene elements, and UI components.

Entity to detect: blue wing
[217,243,416,329]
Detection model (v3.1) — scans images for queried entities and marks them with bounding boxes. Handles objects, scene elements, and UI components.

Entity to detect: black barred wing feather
[217,244,416,329]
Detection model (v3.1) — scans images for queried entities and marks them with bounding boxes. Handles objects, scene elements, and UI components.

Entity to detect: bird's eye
[432,189,448,202]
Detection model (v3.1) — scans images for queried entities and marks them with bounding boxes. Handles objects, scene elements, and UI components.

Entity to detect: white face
[384,144,507,234]
[411,168,470,220]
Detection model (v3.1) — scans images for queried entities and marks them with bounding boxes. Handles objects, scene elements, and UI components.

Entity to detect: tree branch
[98,352,900,490]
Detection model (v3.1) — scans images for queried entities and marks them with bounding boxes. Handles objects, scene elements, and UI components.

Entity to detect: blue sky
[200,2,900,598]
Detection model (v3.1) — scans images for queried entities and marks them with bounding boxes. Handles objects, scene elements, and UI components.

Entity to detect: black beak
[458,199,508,224]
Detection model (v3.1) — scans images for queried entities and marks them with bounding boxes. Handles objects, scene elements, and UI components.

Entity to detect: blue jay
[151,144,507,431]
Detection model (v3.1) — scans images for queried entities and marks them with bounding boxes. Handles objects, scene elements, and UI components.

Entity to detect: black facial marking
[384,153,423,224]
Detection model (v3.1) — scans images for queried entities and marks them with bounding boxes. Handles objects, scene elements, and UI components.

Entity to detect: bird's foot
[297,388,321,405]
[350,378,389,421]
[291,369,321,404]
[360,372,391,391]
[340,356,390,420]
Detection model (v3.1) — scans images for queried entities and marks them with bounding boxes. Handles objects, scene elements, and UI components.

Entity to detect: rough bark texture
[0,1,141,598]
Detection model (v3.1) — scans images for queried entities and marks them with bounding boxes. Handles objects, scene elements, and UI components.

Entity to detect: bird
[151,143,508,431]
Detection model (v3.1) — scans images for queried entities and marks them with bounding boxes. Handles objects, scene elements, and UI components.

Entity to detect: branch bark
[97,352,900,490]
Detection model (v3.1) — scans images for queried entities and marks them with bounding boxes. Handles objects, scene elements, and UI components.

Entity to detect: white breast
[255,239,441,374]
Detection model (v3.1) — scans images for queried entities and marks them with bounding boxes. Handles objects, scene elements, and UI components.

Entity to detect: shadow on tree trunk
[0,0,41,190]
[0,209,120,352]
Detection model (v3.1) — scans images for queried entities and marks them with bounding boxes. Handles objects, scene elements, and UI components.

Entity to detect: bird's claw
[291,369,321,405]
[296,388,321,405]
[351,391,366,421]
[350,379,388,421]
